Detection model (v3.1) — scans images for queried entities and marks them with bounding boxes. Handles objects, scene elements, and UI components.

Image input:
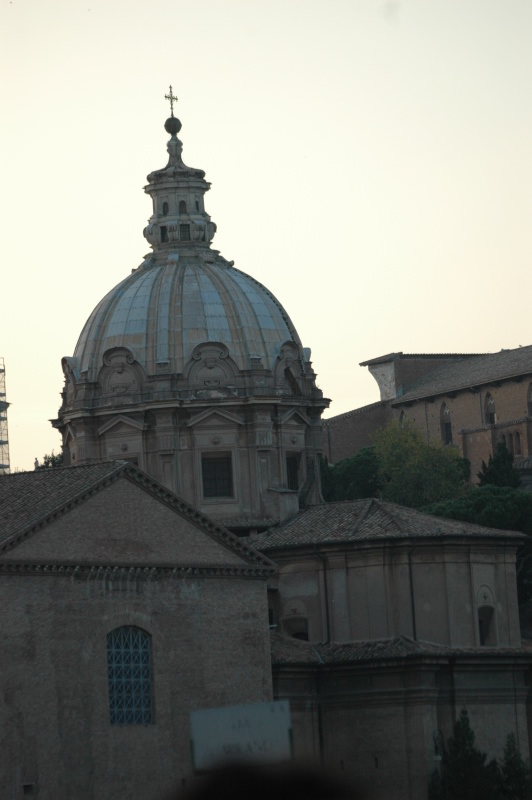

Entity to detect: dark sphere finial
[165,116,182,135]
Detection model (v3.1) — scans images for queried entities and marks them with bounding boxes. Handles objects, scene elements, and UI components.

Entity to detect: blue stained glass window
[107,626,153,725]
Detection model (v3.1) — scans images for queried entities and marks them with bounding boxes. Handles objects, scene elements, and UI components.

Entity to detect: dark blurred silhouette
[167,760,369,800]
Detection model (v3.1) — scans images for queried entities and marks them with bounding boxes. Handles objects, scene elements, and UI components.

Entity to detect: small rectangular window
[180,224,191,241]
[202,454,233,498]
[160,225,168,243]
[286,454,299,490]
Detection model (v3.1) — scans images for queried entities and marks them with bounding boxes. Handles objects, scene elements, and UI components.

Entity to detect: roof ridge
[0,461,127,547]
[120,463,275,570]
[351,498,376,537]
[372,499,403,534]
[0,462,275,572]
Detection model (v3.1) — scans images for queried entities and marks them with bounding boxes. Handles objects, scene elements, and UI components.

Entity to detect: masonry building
[324,348,532,485]
[2,97,532,800]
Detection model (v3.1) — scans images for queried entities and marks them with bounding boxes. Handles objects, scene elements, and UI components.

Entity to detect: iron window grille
[107,626,153,725]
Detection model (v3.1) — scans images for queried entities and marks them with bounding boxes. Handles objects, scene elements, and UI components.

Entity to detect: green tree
[321,447,380,502]
[35,451,64,470]
[423,486,532,535]
[373,421,470,508]
[478,441,521,488]
[499,733,532,799]
[436,709,501,800]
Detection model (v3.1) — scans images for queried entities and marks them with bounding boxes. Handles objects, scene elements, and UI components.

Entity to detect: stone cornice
[0,561,274,579]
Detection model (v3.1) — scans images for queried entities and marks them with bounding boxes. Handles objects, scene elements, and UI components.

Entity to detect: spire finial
[165,85,178,117]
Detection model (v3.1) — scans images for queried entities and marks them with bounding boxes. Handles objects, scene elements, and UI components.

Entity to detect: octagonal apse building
[54,102,329,534]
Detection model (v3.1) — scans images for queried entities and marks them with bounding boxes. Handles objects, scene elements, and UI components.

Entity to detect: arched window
[162,201,169,215]
[528,383,532,416]
[477,586,497,646]
[107,626,153,725]
[440,403,452,445]
[478,606,495,646]
[485,393,496,425]
[179,200,187,215]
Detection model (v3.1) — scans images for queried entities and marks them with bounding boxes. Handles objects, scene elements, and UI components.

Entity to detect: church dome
[71,96,304,385]
[74,256,301,382]
[55,90,328,527]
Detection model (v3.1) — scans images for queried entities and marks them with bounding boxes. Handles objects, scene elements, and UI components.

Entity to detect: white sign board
[190,700,291,770]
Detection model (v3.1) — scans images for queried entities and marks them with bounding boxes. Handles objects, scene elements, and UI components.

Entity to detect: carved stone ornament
[100,348,141,396]
[274,341,303,392]
[187,343,235,388]
[62,363,76,404]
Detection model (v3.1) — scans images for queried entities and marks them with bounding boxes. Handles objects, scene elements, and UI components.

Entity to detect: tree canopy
[422,486,532,535]
[429,709,532,800]
[373,421,470,508]
[35,451,64,470]
[322,422,470,508]
[321,447,380,502]
[478,441,521,488]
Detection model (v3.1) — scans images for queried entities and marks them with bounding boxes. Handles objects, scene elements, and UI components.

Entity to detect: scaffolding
[0,357,10,474]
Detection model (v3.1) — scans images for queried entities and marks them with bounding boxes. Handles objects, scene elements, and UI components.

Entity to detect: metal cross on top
[165,85,178,117]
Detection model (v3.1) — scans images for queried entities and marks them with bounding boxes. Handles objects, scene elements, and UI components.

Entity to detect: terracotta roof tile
[252,499,524,551]
[0,462,275,571]
[270,632,529,665]
[393,344,532,403]
[0,462,125,541]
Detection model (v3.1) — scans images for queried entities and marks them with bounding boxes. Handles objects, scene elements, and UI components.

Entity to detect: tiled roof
[0,462,274,571]
[251,499,524,551]
[323,400,387,425]
[0,462,126,541]
[360,352,482,367]
[393,344,532,404]
[270,632,530,665]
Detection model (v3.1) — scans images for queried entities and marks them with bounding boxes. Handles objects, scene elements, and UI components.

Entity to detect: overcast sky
[1,0,531,472]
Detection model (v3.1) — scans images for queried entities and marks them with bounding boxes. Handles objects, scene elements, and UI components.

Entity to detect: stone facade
[271,637,531,800]
[3,466,532,800]
[253,500,531,800]
[324,348,532,482]
[324,400,392,464]
[256,500,522,648]
[0,464,274,800]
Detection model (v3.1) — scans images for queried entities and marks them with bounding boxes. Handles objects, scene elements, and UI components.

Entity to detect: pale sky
[1,0,531,472]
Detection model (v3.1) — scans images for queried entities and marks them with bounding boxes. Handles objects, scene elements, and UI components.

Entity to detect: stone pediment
[186,408,244,429]
[279,408,311,426]
[0,463,274,575]
[97,414,146,436]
